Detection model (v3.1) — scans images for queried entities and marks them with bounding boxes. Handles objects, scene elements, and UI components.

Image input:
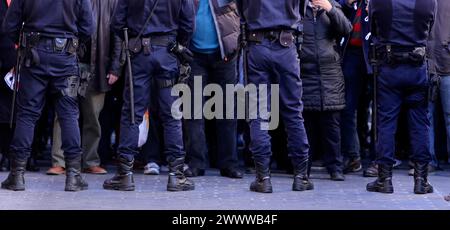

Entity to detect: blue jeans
[341,48,371,159]
[440,76,450,160]
[428,99,440,167]
[184,51,239,170]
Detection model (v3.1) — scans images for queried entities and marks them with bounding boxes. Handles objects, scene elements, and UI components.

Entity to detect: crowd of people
[0,0,448,195]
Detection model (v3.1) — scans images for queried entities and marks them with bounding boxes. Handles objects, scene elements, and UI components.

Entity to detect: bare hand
[312,0,333,12]
[107,74,119,85]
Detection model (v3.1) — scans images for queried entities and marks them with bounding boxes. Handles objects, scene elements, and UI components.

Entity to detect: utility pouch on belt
[279,31,294,48]
[142,38,151,56]
[129,37,142,54]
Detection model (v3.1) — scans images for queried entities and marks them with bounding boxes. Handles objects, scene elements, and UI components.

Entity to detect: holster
[22,32,41,68]
[61,76,81,98]
[77,63,92,98]
[154,63,189,89]
[178,63,192,84]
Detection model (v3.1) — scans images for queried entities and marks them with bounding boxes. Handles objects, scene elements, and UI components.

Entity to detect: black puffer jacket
[300,1,352,111]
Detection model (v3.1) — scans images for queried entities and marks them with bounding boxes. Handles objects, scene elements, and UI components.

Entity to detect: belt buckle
[54,38,68,52]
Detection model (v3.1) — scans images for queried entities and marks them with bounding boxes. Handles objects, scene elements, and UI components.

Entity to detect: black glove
[169,42,194,64]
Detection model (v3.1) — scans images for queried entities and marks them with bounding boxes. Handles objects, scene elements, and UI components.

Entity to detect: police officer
[1,0,93,191]
[238,0,314,193]
[367,0,436,194]
[103,0,195,192]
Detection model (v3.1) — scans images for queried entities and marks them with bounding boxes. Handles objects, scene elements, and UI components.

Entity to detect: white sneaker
[144,162,160,175]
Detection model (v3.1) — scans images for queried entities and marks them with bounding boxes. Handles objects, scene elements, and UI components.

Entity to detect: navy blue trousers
[376,63,431,166]
[247,39,309,167]
[10,46,81,161]
[118,45,185,163]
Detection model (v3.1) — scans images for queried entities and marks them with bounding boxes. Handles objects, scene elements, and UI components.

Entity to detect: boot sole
[293,184,314,191]
[65,185,89,192]
[167,185,195,192]
[1,184,25,191]
[103,184,135,191]
[366,186,394,194]
[250,186,273,193]
[414,187,434,194]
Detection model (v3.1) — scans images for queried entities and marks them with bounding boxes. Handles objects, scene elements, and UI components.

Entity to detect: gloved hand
[169,42,194,64]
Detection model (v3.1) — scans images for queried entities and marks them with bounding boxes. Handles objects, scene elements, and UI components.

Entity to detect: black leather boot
[250,160,272,193]
[366,164,394,194]
[414,162,433,194]
[103,156,135,191]
[1,157,26,191]
[167,157,195,192]
[65,156,88,192]
[293,159,314,191]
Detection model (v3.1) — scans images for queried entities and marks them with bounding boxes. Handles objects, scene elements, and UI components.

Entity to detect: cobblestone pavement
[1,169,450,210]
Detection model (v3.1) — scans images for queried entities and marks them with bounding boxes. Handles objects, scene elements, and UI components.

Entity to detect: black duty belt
[128,34,174,55]
[21,32,79,67]
[246,30,296,46]
[22,32,78,54]
[376,45,426,66]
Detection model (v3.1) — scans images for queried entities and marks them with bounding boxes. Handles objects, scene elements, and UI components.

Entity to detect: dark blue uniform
[370,0,436,166]
[367,0,436,195]
[2,0,93,162]
[112,0,194,163]
[1,0,93,192]
[240,0,313,193]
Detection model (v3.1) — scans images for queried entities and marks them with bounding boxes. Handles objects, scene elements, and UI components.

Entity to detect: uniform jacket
[112,0,195,46]
[238,0,304,32]
[0,0,16,123]
[194,0,240,61]
[369,0,436,48]
[3,0,94,43]
[339,0,372,74]
[300,0,352,111]
[428,0,450,76]
[86,0,122,93]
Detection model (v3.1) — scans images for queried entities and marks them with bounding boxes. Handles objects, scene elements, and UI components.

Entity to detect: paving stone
[0,169,449,210]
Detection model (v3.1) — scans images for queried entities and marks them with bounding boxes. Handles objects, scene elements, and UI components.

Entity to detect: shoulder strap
[135,0,160,40]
